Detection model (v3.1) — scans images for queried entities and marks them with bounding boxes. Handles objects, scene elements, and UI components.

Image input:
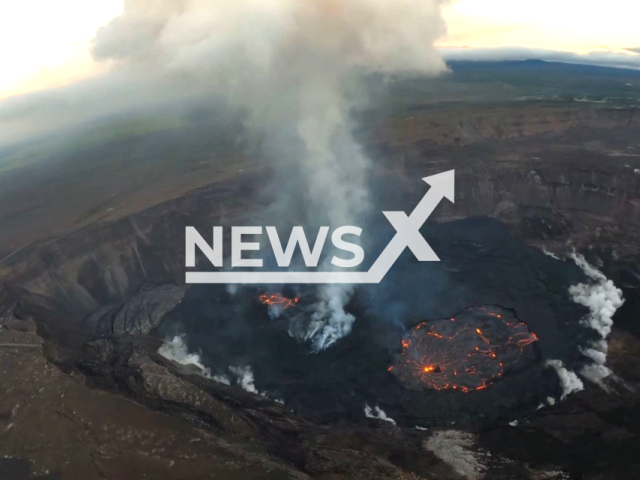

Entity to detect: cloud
[1,0,451,149]
[5,5,640,152]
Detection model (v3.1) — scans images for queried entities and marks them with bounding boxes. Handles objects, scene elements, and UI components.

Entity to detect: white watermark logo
[185,170,454,284]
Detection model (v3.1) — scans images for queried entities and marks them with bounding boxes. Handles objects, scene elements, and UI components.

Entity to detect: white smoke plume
[542,248,560,260]
[305,284,356,351]
[364,404,396,425]
[221,365,284,402]
[537,396,556,410]
[569,254,624,385]
[545,360,584,400]
[158,335,211,377]
[92,0,451,352]
[213,374,231,386]
[570,254,624,338]
[580,363,614,389]
[159,336,237,385]
[90,0,450,225]
[229,365,258,394]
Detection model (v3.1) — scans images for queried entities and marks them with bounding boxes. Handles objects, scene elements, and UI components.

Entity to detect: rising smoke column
[546,254,624,399]
[93,0,451,350]
[569,254,624,387]
[545,359,584,400]
[158,335,212,377]
[364,404,396,425]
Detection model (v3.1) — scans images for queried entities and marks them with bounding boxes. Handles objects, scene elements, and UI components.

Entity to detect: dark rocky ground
[2,298,639,479]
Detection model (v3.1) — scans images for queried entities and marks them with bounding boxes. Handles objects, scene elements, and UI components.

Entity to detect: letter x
[382,211,439,261]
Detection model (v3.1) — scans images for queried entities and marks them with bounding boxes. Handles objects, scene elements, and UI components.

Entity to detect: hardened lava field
[391,306,539,393]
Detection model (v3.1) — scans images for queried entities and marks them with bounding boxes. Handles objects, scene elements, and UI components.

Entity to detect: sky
[0,0,639,100]
[443,0,640,53]
[0,0,122,99]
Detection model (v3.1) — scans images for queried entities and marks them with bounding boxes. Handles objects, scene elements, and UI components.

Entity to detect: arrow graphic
[186,170,454,284]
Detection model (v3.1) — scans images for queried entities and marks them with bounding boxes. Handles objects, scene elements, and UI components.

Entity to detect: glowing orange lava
[258,294,299,310]
[391,306,538,393]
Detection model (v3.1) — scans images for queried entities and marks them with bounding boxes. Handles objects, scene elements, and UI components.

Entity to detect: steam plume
[227,365,283,402]
[305,284,356,351]
[158,335,211,377]
[229,365,258,394]
[92,0,451,351]
[569,254,624,386]
[545,360,584,400]
[364,404,396,425]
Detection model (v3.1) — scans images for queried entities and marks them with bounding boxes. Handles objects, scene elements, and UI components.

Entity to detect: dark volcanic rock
[157,217,591,428]
[84,283,188,336]
[0,326,308,479]
[44,333,462,479]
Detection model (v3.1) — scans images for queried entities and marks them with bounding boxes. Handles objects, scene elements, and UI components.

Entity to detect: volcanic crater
[1,62,640,478]
[147,216,591,427]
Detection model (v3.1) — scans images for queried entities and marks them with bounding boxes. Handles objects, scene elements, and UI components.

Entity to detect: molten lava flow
[258,294,299,310]
[391,306,538,393]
